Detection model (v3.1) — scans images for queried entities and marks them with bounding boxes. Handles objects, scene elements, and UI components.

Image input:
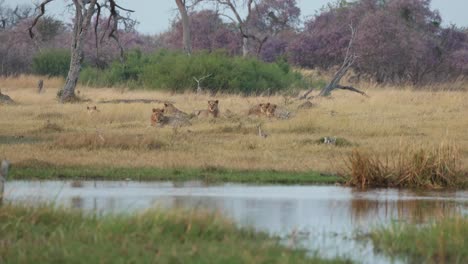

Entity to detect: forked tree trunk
[175,0,192,56]
[61,0,97,103]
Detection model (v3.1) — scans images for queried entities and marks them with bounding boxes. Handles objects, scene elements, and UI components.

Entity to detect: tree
[160,9,241,54]
[175,0,192,55]
[29,0,134,103]
[212,0,300,57]
[0,0,33,30]
[289,0,467,85]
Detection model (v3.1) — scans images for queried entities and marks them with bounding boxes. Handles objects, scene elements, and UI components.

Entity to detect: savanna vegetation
[0,204,350,263]
[0,75,467,187]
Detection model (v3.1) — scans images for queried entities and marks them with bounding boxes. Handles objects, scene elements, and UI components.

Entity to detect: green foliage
[371,217,468,264]
[80,49,308,94]
[32,49,70,77]
[0,205,350,264]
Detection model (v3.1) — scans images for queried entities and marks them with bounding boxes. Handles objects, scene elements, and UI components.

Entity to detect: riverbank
[0,204,350,264]
[9,165,342,184]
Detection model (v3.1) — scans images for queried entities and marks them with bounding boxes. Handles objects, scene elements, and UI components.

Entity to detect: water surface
[4,181,468,264]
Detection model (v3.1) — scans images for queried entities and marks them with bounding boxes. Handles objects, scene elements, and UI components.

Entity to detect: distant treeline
[0,0,467,85]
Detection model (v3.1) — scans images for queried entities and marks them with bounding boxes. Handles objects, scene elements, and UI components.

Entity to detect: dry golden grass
[345,143,465,188]
[1,75,467,174]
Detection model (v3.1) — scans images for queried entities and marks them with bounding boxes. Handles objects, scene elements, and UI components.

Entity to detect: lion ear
[87,106,90,110]
[215,100,219,104]
[164,103,168,107]
[161,109,165,113]
[152,108,157,113]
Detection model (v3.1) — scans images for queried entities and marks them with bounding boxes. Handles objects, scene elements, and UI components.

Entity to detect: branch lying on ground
[335,85,368,97]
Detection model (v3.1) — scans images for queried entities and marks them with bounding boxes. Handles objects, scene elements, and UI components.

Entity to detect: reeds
[345,143,464,189]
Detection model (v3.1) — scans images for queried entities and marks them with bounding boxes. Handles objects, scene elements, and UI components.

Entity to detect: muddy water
[4,181,468,264]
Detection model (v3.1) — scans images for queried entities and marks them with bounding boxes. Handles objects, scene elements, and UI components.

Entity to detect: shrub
[32,49,70,77]
[80,49,308,94]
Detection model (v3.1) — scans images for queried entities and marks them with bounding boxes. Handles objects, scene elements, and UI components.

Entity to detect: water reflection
[350,198,463,224]
[3,181,468,264]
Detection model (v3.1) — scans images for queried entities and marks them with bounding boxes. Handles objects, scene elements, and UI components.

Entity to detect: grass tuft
[344,143,465,189]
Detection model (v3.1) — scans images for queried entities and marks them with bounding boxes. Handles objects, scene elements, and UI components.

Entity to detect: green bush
[32,49,70,77]
[80,49,309,94]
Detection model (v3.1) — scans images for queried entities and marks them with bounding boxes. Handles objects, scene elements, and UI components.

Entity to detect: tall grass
[0,204,349,263]
[344,143,465,188]
[370,217,468,264]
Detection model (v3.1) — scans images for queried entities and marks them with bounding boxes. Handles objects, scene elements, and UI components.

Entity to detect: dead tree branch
[28,0,54,39]
[299,25,367,99]
[193,74,212,94]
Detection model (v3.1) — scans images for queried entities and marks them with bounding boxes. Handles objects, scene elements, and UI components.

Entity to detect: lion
[195,100,219,118]
[248,103,270,116]
[265,103,277,118]
[87,106,100,114]
[266,103,291,119]
[151,108,191,127]
[163,102,189,118]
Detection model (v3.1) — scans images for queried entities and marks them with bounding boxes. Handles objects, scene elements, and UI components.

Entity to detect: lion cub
[151,108,191,127]
[248,103,270,116]
[163,102,189,118]
[195,100,219,118]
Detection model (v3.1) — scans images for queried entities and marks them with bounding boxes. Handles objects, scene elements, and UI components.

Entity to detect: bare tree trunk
[61,0,97,103]
[29,0,133,103]
[175,0,192,56]
[242,36,249,57]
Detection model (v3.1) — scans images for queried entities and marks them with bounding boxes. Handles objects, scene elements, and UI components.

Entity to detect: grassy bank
[0,205,349,264]
[1,76,468,187]
[9,165,341,184]
[370,217,468,264]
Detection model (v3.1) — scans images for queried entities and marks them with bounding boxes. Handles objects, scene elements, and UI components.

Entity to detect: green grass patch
[9,164,342,184]
[370,217,468,264]
[0,136,43,145]
[0,204,350,264]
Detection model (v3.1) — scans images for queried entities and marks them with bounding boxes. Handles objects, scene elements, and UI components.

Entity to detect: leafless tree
[175,0,192,56]
[174,0,204,56]
[211,0,299,58]
[300,26,367,99]
[29,0,134,103]
[212,0,257,57]
[0,1,33,30]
